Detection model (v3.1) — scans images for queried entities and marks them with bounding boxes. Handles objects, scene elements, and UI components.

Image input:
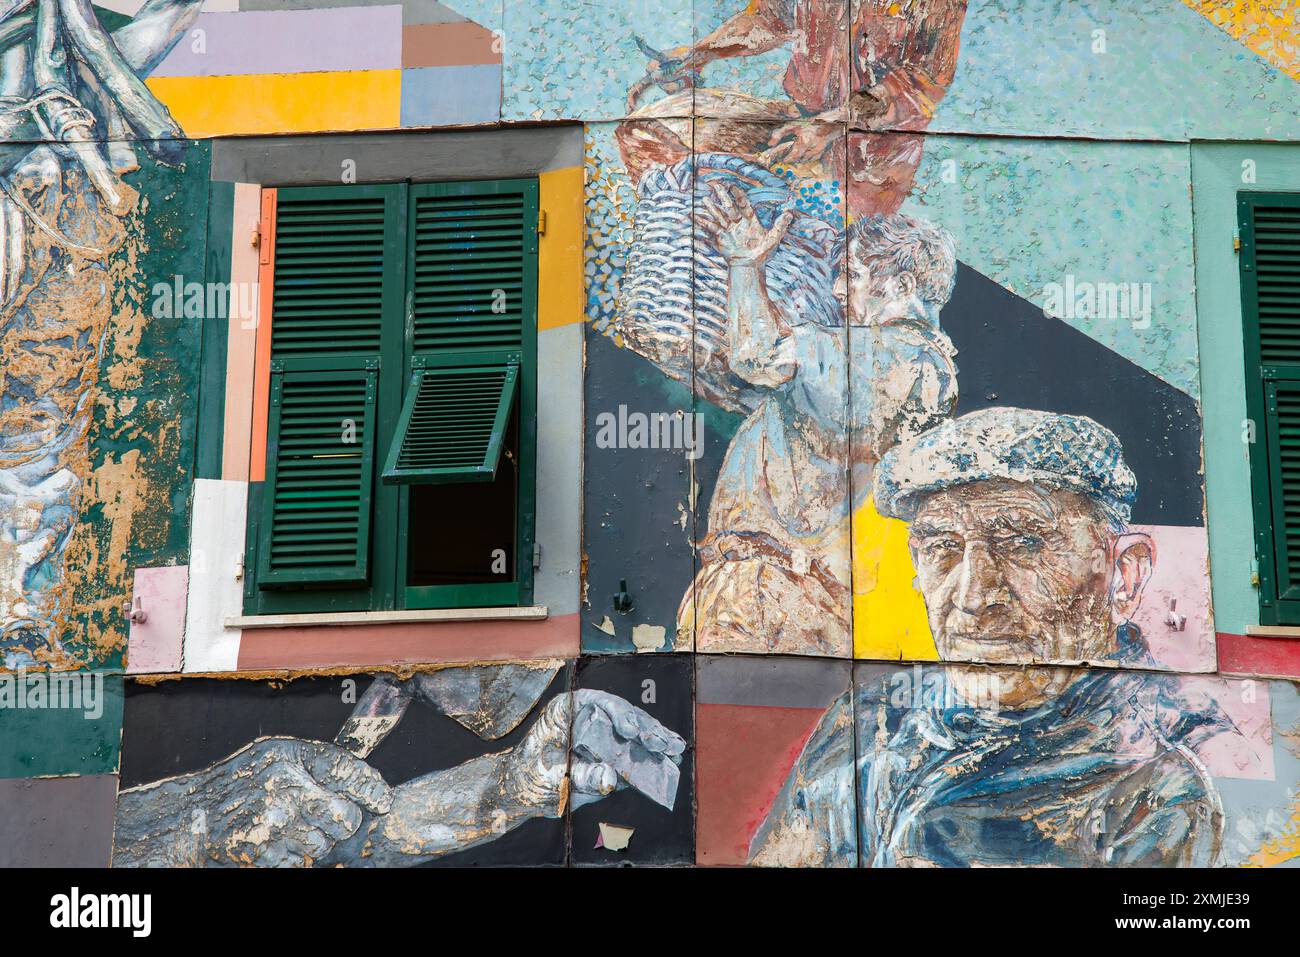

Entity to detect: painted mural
[0,0,202,668]
[0,0,1299,870]
[113,664,688,866]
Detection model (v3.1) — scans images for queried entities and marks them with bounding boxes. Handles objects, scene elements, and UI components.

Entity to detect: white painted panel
[182,478,246,672]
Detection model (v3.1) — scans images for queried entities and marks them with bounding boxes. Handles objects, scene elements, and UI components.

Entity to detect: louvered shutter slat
[382,362,519,484]
[1253,204,1300,366]
[411,187,530,353]
[270,195,388,357]
[259,370,377,585]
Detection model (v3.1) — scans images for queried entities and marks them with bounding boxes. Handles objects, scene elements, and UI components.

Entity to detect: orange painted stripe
[249,188,277,483]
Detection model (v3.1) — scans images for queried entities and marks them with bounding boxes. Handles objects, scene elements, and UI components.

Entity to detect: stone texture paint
[0,0,1298,870]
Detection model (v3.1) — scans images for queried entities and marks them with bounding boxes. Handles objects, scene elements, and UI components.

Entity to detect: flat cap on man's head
[873,407,1138,523]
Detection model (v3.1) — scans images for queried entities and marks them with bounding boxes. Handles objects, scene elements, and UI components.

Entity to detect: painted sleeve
[747,690,858,867]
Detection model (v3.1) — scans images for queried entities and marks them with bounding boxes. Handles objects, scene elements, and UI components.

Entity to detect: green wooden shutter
[259,369,378,585]
[1240,192,1300,623]
[383,358,519,484]
[254,185,405,600]
[409,181,532,354]
[271,193,388,356]
[396,179,539,610]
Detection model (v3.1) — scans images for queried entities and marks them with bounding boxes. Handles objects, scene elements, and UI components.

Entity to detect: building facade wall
[1,0,1299,867]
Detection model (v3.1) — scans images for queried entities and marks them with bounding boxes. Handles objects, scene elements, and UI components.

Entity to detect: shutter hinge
[1233,229,1241,253]
[533,542,542,570]
[234,555,244,582]
[251,227,261,249]
[537,210,547,236]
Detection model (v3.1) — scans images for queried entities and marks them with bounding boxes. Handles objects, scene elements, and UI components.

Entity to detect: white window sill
[226,606,548,630]
[1245,625,1300,639]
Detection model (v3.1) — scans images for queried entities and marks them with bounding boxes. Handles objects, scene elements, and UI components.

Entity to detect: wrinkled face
[908,479,1123,704]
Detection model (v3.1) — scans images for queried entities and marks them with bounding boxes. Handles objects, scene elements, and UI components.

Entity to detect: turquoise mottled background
[901,136,1199,397]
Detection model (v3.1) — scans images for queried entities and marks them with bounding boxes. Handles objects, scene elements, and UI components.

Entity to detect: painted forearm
[693,6,791,66]
[728,262,792,387]
[112,773,212,867]
[111,0,203,74]
[359,749,547,866]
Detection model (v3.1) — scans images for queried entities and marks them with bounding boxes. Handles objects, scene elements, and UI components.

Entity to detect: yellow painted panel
[147,71,402,137]
[852,496,938,661]
[1181,0,1299,81]
[538,165,585,331]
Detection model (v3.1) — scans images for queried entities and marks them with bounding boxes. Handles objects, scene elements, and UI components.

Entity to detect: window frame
[241,177,539,616]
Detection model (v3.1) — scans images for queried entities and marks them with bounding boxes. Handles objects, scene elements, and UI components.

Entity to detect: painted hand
[503,690,686,814]
[700,183,795,268]
[189,737,392,867]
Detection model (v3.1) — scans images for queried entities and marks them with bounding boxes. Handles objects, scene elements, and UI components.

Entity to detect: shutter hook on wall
[124,595,148,624]
[613,579,635,615]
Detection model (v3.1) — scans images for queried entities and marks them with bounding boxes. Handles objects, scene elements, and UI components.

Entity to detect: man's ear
[1110,532,1155,620]
[895,271,918,298]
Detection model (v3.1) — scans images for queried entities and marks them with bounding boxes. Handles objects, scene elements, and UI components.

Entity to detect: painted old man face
[908,477,1154,706]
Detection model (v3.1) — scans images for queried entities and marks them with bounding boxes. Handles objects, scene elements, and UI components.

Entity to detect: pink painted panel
[236,612,579,671]
[1178,676,1275,781]
[1131,524,1216,673]
[126,565,189,674]
[221,183,263,481]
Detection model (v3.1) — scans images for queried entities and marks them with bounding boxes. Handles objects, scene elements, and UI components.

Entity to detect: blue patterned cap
[873,407,1137,523]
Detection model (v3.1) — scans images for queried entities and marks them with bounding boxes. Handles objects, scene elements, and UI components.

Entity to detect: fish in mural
[113,665,686,866]
[749,407,1232,866]
[0,0,201,666]
[618,164,957,656]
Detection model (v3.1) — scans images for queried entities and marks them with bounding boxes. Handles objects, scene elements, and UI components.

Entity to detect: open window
[244,178,539,615]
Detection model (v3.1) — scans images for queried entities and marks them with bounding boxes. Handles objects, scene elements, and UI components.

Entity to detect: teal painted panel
[901,136,1198,397]
[1193,143,1300,635]
[0,674,123,779]
[935,0,1300,141]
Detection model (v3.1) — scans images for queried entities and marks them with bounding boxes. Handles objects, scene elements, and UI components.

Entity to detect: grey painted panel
[697,655,852,709]
[211,125,583,185]
[0,774,118,867]
[535,322,582,616]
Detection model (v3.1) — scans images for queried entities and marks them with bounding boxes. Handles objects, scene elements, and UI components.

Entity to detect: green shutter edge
[1239,190,1300,625]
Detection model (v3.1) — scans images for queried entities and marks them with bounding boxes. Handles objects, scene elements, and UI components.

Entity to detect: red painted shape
[695,702,828,867]
[1217,631,1300,679]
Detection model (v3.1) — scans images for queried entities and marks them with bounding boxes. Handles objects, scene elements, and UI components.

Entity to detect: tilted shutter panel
[383,360,519,484]
[259,369,377,585]
[409,181,535,354]
[1241,192,1300,621]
